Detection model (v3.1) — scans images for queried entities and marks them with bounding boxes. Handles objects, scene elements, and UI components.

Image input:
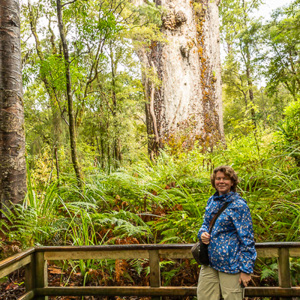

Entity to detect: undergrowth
[1,129,300,287]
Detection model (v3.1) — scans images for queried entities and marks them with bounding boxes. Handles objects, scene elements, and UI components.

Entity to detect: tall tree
[137,0,224,158]
[22,0,147,175]
[0,0,27,209]
[56,0,83,186]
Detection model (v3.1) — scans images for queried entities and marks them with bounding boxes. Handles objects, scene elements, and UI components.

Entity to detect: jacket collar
[212,191,236,203]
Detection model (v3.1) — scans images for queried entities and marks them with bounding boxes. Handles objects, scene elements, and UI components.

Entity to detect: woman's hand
[201,232,211,244]
[239,272,251,287]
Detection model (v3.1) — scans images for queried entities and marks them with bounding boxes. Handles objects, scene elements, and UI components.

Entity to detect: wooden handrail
[0,243,300,300]
[0,248,35,270]
[0,248,35,278]
[33,242,300,251]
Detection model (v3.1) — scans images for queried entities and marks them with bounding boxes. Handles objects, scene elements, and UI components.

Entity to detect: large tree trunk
[0,0,27,209]
[139,0,224,156]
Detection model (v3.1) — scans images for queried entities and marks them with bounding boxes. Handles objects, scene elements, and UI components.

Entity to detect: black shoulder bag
[191,202,230,265]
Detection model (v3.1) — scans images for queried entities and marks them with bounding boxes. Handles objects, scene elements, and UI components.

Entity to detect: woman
[197,166,256,300]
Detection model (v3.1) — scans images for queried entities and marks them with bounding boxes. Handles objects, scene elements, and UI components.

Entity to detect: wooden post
[24,254,35,292]
[149,250,161,300]
[35,251,48,300]
[278,247,291,300]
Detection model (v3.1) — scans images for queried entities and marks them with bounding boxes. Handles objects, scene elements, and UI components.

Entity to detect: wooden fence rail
[0,243,300,299]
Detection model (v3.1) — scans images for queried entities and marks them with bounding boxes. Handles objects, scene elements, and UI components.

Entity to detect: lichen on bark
[195,0,224,151]
[137,0,224,157]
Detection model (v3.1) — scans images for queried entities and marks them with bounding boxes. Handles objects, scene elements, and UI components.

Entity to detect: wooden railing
[1,242,300,300]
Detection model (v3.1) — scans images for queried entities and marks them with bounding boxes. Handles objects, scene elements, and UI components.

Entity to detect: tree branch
[62,0,79,7]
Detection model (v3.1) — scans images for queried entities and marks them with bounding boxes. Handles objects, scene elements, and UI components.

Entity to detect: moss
[193,2,203,15]
[159,0,223,154]
[192,0,222,151]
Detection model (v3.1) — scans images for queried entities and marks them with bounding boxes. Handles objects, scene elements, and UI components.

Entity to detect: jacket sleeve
[197,198,212,241]
[231,201,257,274]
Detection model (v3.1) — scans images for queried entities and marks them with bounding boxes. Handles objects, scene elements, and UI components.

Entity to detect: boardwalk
[1,243,300,299]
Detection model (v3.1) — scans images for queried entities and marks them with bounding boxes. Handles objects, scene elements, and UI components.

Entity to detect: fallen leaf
[48,267,65,274]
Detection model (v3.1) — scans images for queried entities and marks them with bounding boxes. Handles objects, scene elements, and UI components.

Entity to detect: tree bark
[54,145,60,184]
[56,0,83,186]
[138,0,224,157]
[242,0,256,129]
[109,42,122,165]
[0,0,27,209]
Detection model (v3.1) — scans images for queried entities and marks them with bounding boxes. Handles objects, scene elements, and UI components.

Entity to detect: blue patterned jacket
[197,191,256,274]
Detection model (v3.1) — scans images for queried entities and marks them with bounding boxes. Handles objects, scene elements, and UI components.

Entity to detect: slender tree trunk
[100,133,105,169]
[138,0,224,157]
[28,1,68,123]
[54,145,60,184]
[109,43,121,165]
[0,0,27,209]
[242,0,256,129]
[56,0,83,186]
[246,61,256,128]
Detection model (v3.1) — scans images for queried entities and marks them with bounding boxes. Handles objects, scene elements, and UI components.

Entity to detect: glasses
[215,177,231,181]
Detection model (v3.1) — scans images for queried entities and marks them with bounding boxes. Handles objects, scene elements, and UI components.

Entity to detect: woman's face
[215,171,233,195]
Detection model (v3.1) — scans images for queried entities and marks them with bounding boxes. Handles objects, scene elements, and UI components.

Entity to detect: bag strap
[208,202,230,234]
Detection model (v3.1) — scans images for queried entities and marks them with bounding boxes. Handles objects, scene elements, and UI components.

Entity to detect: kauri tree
[0,0,27,209]
[137,0,224,158]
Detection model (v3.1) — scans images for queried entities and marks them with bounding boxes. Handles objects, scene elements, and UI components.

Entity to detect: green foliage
[160,260,178,286]
[2,128,300,287]
[260,261,278,282]
[262,0,300,100]
[220,0,298,134]
[94,210,153,242]
[7,129,300,247]
[0,181,65,247]
[133,2,163,27]
[220,0,264,133]
[21,0,159,176]
[276,99,300,166]
[290,258,300,285]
